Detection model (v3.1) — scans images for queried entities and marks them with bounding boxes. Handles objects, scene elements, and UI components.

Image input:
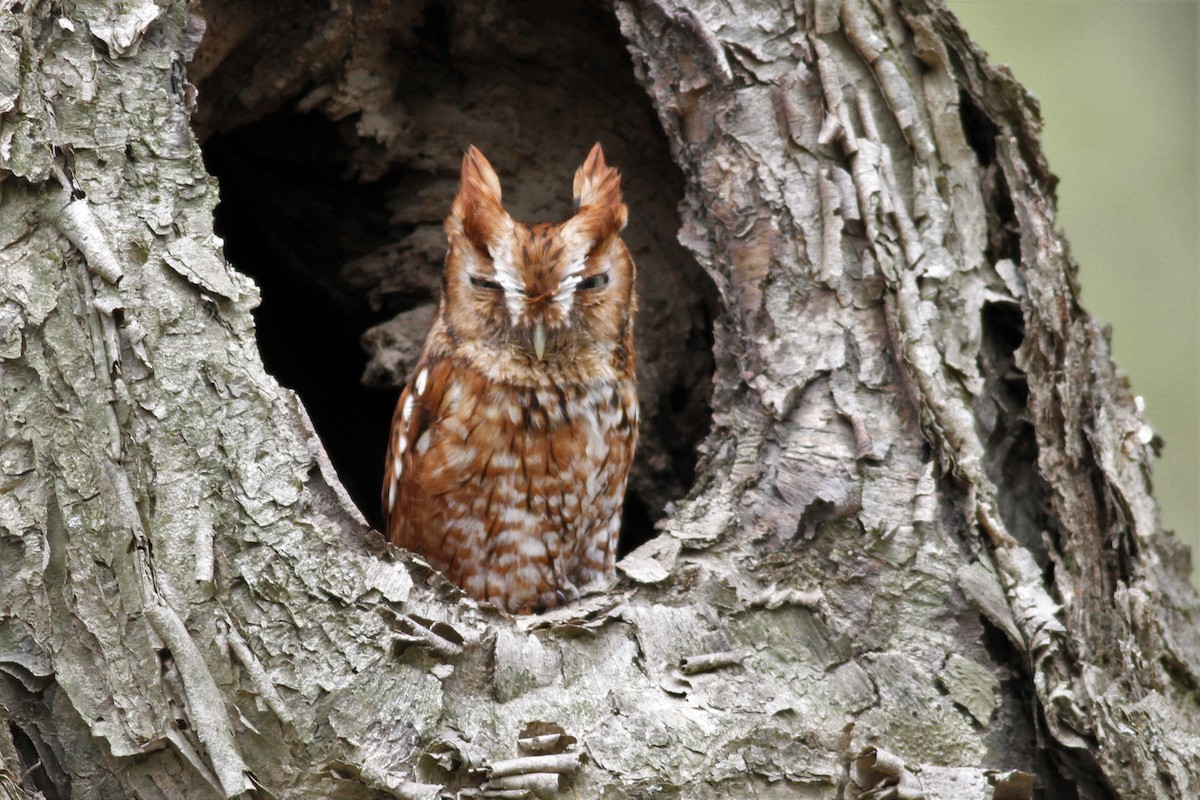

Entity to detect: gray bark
[2,1,1198,799]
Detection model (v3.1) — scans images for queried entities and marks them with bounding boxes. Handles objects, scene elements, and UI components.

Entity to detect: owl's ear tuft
[451,146,509,247]
[571,143,627,242]
[459,146,502,204]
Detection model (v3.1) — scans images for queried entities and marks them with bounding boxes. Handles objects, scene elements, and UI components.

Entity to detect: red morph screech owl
[382,144,638,614]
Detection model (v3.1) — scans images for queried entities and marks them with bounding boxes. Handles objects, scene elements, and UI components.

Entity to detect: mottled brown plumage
[383,144,638,613]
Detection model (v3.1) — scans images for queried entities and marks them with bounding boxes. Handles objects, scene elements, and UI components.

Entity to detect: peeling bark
[1,1,1197,799]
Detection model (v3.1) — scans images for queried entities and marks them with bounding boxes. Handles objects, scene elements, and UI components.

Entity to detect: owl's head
[440,144,635,371]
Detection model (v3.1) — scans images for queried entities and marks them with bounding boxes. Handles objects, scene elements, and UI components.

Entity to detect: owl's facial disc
[475,230,583,358]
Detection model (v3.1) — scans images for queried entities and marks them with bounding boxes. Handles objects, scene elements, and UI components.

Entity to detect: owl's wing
[382,357,474,537]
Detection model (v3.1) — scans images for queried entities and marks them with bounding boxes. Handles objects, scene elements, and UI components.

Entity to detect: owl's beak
[533,322,547,361]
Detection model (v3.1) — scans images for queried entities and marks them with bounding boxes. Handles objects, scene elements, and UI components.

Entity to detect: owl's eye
[469,275,502,291]
[577,272,610,291]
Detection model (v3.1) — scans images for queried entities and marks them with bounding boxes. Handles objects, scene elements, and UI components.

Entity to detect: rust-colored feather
[450,146,512,251]
[571,142,627,243]
[383,144,638,614]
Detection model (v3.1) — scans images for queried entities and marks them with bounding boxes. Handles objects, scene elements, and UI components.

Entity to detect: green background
[947,0,1199,584]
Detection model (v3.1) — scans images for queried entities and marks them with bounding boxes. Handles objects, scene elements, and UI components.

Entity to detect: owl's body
[383,145,637,614]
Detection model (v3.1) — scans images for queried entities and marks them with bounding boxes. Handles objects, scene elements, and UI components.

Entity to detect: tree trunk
[2,1,1197,799]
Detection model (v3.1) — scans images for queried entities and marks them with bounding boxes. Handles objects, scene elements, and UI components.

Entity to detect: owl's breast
[387,359,638,612]
[426,371,638,510]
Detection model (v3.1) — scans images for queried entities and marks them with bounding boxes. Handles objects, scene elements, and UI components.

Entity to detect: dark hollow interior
[193,0,717,555]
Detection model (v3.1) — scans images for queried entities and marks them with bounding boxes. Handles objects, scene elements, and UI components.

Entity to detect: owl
[382,144,638,614]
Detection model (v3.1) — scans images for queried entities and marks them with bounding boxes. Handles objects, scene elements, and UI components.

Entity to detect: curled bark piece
[488,752,585,778]
[483,772,561,799]
[49,198,125,284]
[678,650,746,675]
[393,614,465,658]
[222,618,294,726]
[145,602,252,798]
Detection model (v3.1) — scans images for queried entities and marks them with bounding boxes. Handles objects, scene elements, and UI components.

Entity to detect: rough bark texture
[1,1,1197,799]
